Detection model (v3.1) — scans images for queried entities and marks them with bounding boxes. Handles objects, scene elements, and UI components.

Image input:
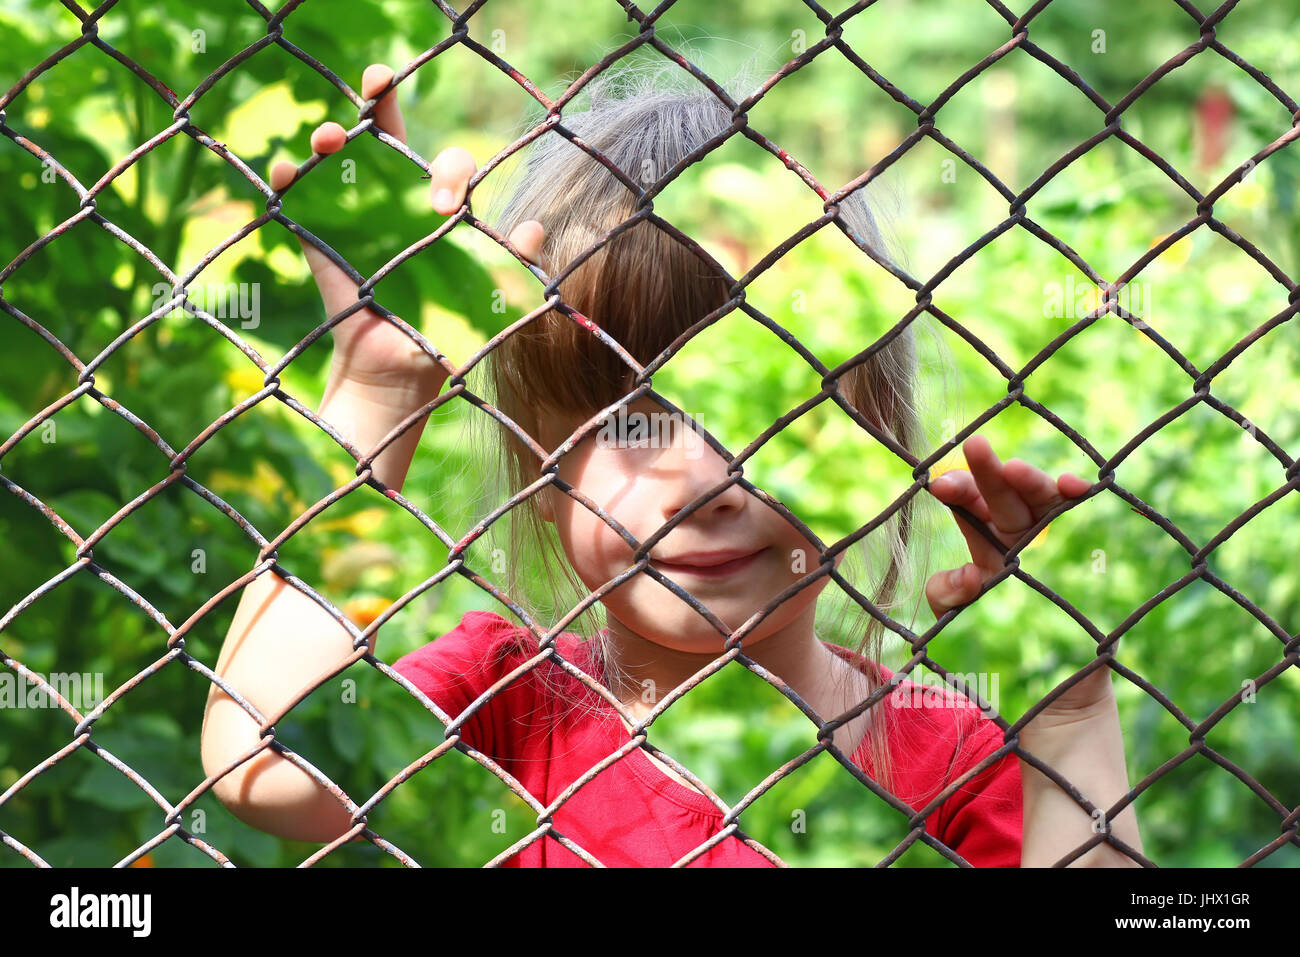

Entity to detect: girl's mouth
[650,548,766,579]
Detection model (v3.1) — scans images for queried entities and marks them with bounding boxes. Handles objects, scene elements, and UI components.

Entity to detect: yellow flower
[343,596,394,627]
[1078,284,1105,317]
[223,364,271,396]
[314,507,390,537]
[1234,179,1265,209]
[1148,232,1193,267]
[205,460,309,515]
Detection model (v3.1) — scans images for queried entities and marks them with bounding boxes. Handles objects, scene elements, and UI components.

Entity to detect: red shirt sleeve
[872,665,1023,868]
[389,610,547,762]
[927,707,1022,867]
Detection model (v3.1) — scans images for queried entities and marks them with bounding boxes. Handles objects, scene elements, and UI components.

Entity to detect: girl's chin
[609,591,813,648]
[646,620,783,653]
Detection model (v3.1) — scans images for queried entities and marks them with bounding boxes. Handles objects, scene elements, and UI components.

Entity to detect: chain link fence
[1,0,1298,868]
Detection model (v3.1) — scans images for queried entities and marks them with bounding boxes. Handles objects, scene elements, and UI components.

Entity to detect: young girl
[201,60,1143,867]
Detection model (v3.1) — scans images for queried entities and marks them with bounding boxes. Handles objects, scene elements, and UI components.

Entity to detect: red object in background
[1195,86,1235,171]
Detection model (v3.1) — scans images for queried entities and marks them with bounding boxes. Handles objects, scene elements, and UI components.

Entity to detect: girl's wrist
[325,360,448,405]
[318,375,441,492]
[1018,692,1122,767]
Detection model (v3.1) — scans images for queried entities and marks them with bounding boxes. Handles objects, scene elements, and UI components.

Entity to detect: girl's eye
[596,405,659,449]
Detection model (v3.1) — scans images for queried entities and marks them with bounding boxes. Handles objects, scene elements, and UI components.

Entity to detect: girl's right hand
[269,62,546,391]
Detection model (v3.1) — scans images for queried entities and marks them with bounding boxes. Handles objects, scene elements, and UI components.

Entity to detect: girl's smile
[649,546,768,579]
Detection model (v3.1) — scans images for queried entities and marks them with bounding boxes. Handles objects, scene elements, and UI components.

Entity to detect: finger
[925,562,984,619]
[270,160,297,192]
[298,239,363,319]
[271,119,345,193]
[360,63,407,145]
[927,469,1010,573]
[1000,459,1096,535]
[268,157,360,314]
[1001,457,1068,514]
[270,122,347,193]
[430,146,478,215]
[964,434,1035,537]
[1057,472,1094,498]
[309,121,348,156]
[927,468,989,522]
[509,219,546,265]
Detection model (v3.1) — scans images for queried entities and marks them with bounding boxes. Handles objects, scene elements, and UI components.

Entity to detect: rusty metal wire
[2,0,1299,870]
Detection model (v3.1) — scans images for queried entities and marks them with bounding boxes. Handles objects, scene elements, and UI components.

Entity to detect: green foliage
[1,0,1297,868]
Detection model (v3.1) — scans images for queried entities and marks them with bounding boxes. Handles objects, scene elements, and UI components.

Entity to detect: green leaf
[71,758,156,812]
[415,239,511,339]
[48,489,120,533]
[328,694,366,763]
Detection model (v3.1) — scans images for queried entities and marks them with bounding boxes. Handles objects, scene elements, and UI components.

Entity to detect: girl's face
[536,395,843,654]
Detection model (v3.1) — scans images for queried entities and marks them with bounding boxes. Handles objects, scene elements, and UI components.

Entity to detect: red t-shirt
[391,610,1022,867]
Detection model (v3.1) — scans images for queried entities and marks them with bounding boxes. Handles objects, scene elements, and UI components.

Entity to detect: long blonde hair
[458,54,960,796]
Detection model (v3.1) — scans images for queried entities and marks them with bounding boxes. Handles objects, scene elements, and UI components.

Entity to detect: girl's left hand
[923,434,1114,718]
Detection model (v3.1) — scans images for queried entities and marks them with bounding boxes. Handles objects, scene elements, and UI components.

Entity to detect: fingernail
[948,567,964,589]
[434,188,453,210]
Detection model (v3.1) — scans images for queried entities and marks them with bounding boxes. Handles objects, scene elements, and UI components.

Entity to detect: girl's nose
[657,419,751,521]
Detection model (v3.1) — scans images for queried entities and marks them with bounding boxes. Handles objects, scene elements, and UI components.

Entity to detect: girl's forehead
[535,406,596,449]
[538,395,650,443]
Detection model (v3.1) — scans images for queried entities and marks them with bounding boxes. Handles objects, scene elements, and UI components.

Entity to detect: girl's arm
[199,63,544,843]
[924,435,1143,867]
[199,373,441,843]
[1018,684,1144,867]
